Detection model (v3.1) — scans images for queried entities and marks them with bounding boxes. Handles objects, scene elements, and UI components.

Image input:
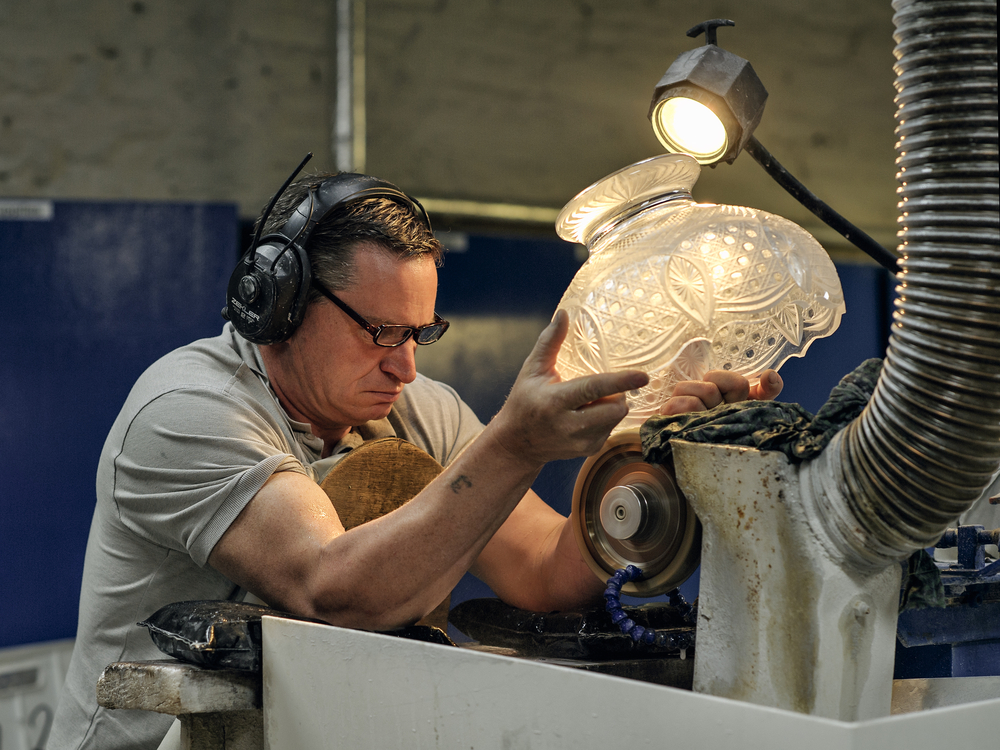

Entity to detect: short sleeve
[112,387,308,566]
[389,374,485,466]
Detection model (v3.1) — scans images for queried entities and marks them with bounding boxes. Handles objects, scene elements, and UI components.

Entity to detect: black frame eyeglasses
[313,281,450,347]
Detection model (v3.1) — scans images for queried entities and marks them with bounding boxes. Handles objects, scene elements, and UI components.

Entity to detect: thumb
[750,369,783,401]
[524,309,570,377]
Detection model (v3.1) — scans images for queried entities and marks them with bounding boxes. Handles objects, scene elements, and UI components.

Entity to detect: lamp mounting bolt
[685,19,735,46]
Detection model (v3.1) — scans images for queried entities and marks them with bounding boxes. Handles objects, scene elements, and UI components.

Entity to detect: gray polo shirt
[50,323,484,750]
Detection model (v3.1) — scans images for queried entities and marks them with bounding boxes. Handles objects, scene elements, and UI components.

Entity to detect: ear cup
[225,238,310,345]
[225,170,432,345]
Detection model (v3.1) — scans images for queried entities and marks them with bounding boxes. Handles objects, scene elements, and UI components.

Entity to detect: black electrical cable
[745,136,900,272]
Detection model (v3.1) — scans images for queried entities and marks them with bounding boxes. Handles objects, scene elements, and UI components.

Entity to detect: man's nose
[381,339,418,383]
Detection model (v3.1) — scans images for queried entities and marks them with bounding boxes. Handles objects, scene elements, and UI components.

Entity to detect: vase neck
[586,189,693,250]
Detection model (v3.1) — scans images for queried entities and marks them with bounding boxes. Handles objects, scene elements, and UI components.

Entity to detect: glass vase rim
[555,153,701,247]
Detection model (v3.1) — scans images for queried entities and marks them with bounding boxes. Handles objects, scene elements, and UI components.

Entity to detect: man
[51,170,782,749]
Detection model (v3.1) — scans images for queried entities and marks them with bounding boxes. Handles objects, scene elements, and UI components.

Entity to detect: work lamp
[648,20,766,166]
[649,20,899,271]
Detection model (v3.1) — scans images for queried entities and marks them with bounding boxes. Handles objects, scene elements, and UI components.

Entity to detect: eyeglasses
[313,280,450,347]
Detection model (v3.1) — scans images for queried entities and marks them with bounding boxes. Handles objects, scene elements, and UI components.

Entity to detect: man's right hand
[489,310,649,466]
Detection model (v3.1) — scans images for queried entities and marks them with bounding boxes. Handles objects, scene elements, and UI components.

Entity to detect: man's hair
[253,172,443,305]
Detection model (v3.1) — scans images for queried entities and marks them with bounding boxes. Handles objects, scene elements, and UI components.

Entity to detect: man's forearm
[470,491,605,614]
[310,424,547,628]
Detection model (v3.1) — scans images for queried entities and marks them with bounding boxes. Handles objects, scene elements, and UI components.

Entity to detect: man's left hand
[660,369,783,416]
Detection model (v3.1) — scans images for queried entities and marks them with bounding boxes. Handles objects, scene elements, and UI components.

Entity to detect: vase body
[554,154,845,432]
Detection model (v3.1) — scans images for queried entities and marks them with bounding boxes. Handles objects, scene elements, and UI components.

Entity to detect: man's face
[275,243,439,439]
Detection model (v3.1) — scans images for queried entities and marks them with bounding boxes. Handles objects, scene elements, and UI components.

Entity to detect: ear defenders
[224,155,432,345]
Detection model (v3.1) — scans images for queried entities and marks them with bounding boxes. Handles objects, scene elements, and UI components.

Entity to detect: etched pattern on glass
[554,155,845,433]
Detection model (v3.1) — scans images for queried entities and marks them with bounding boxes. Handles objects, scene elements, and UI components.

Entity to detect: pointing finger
[564,370,649,410]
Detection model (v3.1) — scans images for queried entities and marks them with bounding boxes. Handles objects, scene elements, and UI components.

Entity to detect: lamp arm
[744,136,899,272]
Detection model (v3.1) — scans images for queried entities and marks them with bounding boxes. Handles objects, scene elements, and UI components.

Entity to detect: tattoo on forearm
[450,475,473,494]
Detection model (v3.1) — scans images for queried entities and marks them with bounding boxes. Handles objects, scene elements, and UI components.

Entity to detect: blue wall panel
[0,200,237,648]
[437,233,582,316]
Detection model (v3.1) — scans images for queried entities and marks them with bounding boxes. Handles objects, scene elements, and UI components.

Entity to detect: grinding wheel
[571,429,701,596]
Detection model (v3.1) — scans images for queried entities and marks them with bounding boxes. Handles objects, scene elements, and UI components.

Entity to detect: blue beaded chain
[603,565,697,651]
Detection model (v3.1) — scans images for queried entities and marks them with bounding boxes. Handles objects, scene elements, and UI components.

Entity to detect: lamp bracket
[686,19,735,47]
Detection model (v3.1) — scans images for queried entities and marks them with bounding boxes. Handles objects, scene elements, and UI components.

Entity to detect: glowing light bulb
[653,97,728,164]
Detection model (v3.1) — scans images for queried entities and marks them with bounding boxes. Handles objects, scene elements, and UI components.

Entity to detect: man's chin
[345,391,401,426]
[356,402,394,424]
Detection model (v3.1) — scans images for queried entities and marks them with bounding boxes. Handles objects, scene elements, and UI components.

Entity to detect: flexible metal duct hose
[823,0,999,568]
